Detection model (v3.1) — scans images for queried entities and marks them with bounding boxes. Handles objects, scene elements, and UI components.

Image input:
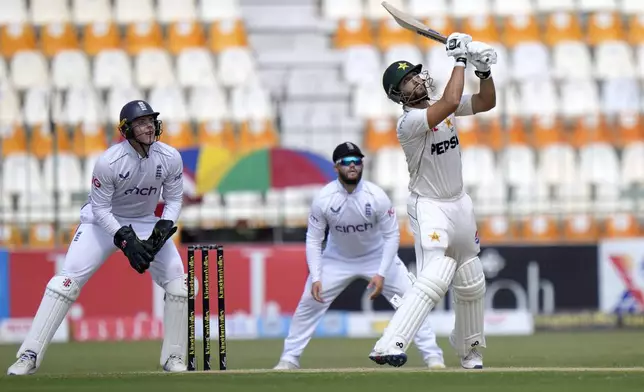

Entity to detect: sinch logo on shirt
[334,223,373,233]
[124,186,158,196]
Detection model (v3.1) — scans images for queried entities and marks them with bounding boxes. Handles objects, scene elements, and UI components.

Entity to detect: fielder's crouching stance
[7,100,188,375]
[369,32,498,369]
[274,142,445,370]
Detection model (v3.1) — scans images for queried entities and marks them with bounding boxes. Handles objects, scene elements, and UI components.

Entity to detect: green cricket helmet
[382,60,423,104]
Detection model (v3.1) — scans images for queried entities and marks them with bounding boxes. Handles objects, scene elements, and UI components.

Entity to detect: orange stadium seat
[160,121,196,150]
[197,120,237,150]
[29,124,71,159]
[521,215,560,242]
[454,116,479,148]
[0,224,23,248]
[489,116,528,150]
[28,223,56,248]
[544,12,583,46]
[617,113,643,146]
[208,19,248,53]
[418,16,454,50]
[72,123,108,157]
[570,115,611,148]
[478,216,518,243]
[0,23,37,57]
[604,213,640,237]
[587,12,625,46]
[334,18,374,48]
[627,14,644,45]
[40,22,79,57]
[238,119,279,153]
[532,115,565,148]
[461,15,500,44]
[1,124,28,156]
[399,217,415,247]
[167,21,206,55]
[364,118,399,151]
[82,22,122,56]
[376,19,416,51]
[563,214,600,241]
[125,21,164,55]
[502,14,541,47]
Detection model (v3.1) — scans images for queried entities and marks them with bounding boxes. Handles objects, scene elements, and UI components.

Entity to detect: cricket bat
[381,1,448,44]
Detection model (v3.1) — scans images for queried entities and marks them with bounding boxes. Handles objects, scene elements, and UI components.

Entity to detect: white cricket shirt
[83,141,184,237]
[397,94,474,200]
[305,180,400,282]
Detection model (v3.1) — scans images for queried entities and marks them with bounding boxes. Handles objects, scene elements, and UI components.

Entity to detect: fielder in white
[7,100,188,375]
[274,142,445,370]
[368,33,498,369]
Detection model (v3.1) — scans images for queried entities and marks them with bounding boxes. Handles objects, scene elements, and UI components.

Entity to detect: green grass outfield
[0,331,643,391]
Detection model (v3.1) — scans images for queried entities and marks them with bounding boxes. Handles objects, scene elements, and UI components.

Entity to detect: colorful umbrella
[179,147,336,194]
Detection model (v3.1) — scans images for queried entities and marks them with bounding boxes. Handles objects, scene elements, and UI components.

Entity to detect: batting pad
[18,275,80,368]
[377,256,456,352]
[161,276,188,366]
[452,257,486,357]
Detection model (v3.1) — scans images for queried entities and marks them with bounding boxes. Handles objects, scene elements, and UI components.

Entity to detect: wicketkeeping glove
[114,225,155,274]
[145,219,178,255]
[445,32,472,65]
[467,41,497,79]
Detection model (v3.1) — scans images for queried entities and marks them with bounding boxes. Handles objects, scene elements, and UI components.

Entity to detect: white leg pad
[376,256,457,353]
[18,276,80,368]
[160,276,188,366]
[452,257,486,357]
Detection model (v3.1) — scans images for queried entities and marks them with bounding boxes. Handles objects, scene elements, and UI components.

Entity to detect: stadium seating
[1,0,644,247]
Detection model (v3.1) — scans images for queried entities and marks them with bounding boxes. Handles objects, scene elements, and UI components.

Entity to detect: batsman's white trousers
[279,255,443,365]
[408,193,480,270]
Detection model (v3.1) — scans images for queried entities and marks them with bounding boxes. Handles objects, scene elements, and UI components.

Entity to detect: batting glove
[467,41,497,79]
[445,32,472,66]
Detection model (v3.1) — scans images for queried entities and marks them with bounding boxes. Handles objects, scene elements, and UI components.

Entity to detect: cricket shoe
[7,350,37,376]
[273,360,299,370]
[426,357,446,369]
[449,334,483,369]
[163,354,187,372]
[369,348,407,368]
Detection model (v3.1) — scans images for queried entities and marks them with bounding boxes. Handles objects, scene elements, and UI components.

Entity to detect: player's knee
[414,256,457,303]
[453,257,486,302]
[46,276,81,302]
[164,276,188,301]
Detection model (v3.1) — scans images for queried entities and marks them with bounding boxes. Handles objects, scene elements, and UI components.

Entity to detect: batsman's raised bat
[381,1,447,44]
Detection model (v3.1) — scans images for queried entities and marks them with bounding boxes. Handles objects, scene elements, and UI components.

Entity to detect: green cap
[382,60,423,104]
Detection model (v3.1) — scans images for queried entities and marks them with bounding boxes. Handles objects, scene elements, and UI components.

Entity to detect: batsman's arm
[376,194,400,277]
[305,200,328,282]
[425,64,466,129]
[471,76,496,114]
[160,149,184,223]
[90,157,123,237]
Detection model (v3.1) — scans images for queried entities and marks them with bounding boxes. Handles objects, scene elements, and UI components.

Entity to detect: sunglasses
[336,156,363,166]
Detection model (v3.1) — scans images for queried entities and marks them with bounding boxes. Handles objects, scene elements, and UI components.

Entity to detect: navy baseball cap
[332,142,365,162]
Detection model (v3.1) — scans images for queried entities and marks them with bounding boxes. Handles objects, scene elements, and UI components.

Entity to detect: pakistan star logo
[398,62,409,70]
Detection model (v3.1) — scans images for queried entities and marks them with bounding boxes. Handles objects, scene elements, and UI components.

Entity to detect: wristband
[455,57,467,67]
[474,69,492,79]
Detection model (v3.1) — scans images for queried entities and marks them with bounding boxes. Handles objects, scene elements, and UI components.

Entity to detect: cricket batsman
[274,142,445,370]
[368,33,497,369]
[7,100,188,375]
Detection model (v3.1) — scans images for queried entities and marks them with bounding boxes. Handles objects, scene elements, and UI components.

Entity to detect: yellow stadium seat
[502,14,541,47]
[461,15,500,44]
[72,123,108,158]
[167,21,206,55]
[1,124,28,156]
[376,19,415,51]
[365,118,399,152]
[627,14,644,45]
[82,22,121,56]
[532,115,565,148]
[0,23,37,58]
[418,16,454,50]
[544,12,583,46]
[28,223,55,248]
[521,215,560,242]
[0,224,23,248]
[125,21,164,55]
[617,113,643,146]
[604,213,640,238]
[40,22,79,57]
[238,119,279,153]
[160,121,197,150]
[478,216,518,243]
[334,18,374,48]
[587,12,625,46]
[29,124,71,159]
[197,120,237,150]
[563,214,599,242]
[208,19,248,53]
